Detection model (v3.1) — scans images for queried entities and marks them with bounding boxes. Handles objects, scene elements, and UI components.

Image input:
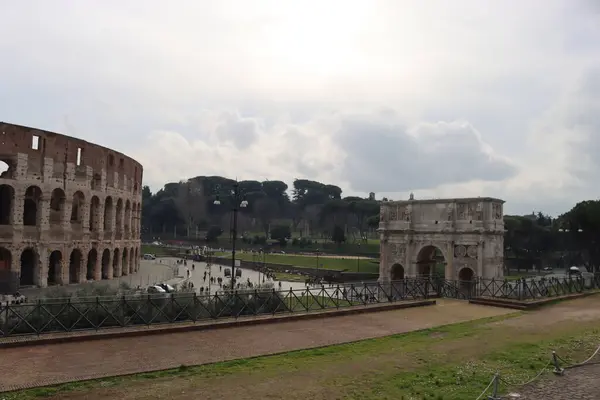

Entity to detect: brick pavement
[0,299,511,392]
[508,364,600,399]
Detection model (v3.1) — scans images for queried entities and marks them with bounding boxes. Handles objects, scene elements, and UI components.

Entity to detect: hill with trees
[141,175,600,271]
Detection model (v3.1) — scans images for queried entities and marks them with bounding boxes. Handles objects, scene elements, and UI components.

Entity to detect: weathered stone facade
[378,197,505,283]
[0,122,143,290]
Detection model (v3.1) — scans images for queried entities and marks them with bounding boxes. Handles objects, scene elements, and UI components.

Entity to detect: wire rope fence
[474,344,600,399]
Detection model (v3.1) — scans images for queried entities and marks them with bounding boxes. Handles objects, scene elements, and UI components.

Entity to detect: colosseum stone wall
[0,122,143,292]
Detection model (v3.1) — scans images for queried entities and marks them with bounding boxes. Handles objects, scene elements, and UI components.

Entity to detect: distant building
[368,192,375,200]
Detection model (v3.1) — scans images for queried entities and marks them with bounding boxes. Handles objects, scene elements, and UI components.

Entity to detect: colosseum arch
[391,263,404,280]
[115,198,124,236]
[112,248,121,277]
[23,185,42,226]
[69,249,83,283]
[20,247,39,287]
[134,247,139,271]
[86,248,98,280]
[0,247,12,272]
[121,248,129,276]
[49,188,67,226]
[124,200,131,237]
[0,184,14,225]
[379,197,505,283]
[70,191,86,226]
[103,196,113,232]
[101,249,111,279]
[89,196,101,232]
[129,247,135,274]
[48,250,63,285]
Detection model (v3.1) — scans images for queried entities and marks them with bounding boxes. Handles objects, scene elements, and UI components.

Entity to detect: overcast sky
[1,1,599,216]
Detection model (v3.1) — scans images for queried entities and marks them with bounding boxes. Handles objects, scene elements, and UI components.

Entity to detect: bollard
[552,351,564,375]
[487,373,501,400]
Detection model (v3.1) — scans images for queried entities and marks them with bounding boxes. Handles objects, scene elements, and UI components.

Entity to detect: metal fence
[0,280,430,338]
[2,274,598,338]
[432,274,600,300]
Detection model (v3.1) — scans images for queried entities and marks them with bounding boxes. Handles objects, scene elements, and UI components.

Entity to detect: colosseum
[0,122,142,293]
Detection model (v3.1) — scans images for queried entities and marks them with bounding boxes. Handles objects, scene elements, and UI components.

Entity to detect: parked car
[147,285,167,294]
[158,283,175,293]
[143,254,156,260]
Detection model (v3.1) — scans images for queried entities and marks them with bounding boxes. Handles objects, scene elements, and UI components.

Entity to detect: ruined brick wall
[0,122,143,290]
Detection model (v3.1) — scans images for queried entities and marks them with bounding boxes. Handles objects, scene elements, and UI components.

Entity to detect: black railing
[0,280,430,338]
[430,274,600,300]
[2,274,598,338]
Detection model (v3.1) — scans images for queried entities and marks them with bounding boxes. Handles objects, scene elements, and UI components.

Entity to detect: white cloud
[1,0,599,216]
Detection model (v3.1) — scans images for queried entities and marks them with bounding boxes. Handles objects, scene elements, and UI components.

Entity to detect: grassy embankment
[9,307,600,400]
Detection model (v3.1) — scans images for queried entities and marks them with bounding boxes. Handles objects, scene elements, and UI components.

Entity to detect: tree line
[141,176,600,270]
[141,176,380,245]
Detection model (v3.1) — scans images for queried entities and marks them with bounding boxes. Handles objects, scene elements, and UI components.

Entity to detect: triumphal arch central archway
[378,197,505,283]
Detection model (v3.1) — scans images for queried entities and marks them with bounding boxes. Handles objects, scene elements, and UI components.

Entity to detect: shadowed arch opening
[101,249,111,279]
[69,249,83,283]
[23,186,42,226]
[70,191,86,225]
[129,247,135,274]
[0,184,15,225]
[103,196,113,231]
[416,245,446,277]
[20,248,38,287]
[48,250,62,285]
[391,263,404,280]
[124,200,131,235]
[458,267,475,294]
[135,247,139,272]
[86,248,98,280]
[49,188,67,225]
[122,248,128,276]
[89,196,101,232]
[113,248,121,277]
[116,198,123,234]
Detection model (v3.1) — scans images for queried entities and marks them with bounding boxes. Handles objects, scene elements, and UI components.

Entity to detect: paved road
[0,300,511,392]
[19,259,176,299]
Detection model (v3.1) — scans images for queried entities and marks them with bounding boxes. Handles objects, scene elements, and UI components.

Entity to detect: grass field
[8,297,600,399]
[215,251,379,273]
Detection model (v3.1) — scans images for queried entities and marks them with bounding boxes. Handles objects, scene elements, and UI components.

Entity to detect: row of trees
[504,201,600,272]
[141,175,600,271]
[141,176,380,243]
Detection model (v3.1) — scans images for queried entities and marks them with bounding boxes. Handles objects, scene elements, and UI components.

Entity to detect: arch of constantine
[378,197,505,283]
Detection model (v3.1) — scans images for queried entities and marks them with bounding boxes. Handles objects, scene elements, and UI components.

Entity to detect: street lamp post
[205,249,213,296]
[213,182,248,290]
[356,243,361,272]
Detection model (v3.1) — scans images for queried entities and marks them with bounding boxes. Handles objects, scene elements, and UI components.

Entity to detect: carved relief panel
[454,244,478,259]
[389,205,398,221]
[474,202,483,220]
[492,203,503,220]
[388,243,406,264]
[457,203,467,220]
[446,204,454,221]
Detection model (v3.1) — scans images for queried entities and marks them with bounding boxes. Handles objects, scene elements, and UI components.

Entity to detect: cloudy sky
[1,1,599,216]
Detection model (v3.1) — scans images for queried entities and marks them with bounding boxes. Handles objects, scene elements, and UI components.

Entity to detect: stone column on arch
[445,243,454,280]
[10,187,24,227]
[38,197,51,232]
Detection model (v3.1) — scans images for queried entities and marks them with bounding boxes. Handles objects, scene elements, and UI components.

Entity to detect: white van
[143,254,156,260]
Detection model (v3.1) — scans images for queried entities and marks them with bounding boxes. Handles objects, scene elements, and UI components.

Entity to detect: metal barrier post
[552,351,564,375]
[487,373,501,400]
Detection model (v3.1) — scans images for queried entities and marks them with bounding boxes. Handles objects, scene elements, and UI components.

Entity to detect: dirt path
[0,300,511,392]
